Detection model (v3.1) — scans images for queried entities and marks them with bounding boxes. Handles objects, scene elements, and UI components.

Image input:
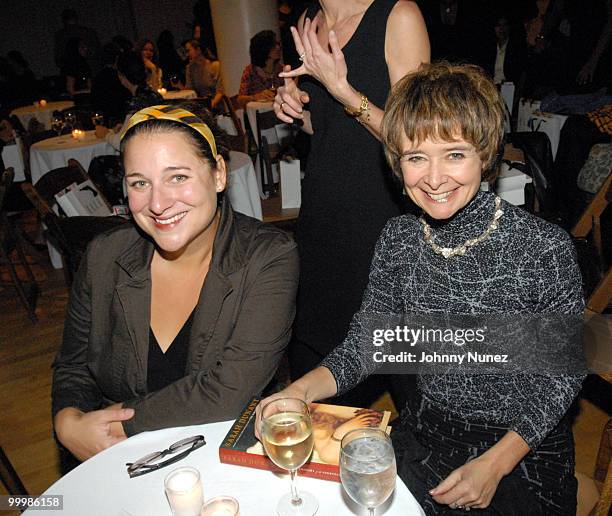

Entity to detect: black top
[147,311,194,392]
[295,0,404,351]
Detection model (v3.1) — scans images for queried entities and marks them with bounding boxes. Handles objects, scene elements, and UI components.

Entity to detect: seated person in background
[90,42,131,124]
[258,62,584,514]
[157,30,186,82]
[237,30,283,106]
[184,39,224,108]
[484,13,527,86]
[61,37,92,97]
[52,103,299,462]
[136,38,163,91]
[95,51,163,150]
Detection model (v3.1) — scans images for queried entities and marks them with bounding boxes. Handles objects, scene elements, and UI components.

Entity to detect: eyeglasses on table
[126,435,206,478]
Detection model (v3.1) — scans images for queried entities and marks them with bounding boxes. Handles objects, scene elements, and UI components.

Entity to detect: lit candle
[158,87,167,95]
[164,467,203,516]
[71,129,79,139]
[201,496,240,516]
[39,99,47,107]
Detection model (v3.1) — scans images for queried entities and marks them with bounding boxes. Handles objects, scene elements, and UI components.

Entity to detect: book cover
[218,397,391,482]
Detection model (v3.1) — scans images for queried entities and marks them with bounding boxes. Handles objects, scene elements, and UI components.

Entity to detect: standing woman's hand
[274,64,310,124]
[280,16,352,103]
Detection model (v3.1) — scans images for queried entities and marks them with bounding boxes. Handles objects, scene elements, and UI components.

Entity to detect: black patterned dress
[322,191,585,515]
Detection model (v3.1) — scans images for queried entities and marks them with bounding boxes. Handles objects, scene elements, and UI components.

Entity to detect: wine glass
[51,115,64,136]
[261,398,319,516]
[91,111,104,127]
[64,111,77,130]
[340,428,396,516]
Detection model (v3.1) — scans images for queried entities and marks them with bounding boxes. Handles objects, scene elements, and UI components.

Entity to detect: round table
[30,131,117,184]
[226,151,262,221]
[36,420,424,516]
[10,101,74,131]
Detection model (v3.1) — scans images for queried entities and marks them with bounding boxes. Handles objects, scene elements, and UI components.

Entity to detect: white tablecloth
[227,151,262,220]
[37,420,424,516]
[162,89,198,100]
[30,131,117,184]
[10,101,74,131]
[2,139,26,182]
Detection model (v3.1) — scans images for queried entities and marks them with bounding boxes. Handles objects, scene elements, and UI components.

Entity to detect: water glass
[51,115,64,136]
[340,428,396,516]
[164,466,204,516]
[64,111,77,129]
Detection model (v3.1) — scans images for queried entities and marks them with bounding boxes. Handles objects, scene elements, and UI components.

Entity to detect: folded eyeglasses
[126,435,206,478]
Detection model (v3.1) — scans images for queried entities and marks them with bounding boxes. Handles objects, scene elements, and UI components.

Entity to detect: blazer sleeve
[121,237,299,436]
[51,239,104,417]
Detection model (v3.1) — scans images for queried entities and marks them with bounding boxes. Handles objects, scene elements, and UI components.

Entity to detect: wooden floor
[0,215,609,513]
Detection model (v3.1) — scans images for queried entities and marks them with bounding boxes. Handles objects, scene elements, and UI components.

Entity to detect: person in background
[136,38,163,91]
[237,30,283,106]
[94,51,163,150]
[184,39,223,109]
[157,30,186,83]
[61,37,92,98]
[260,62,585,514]
[52,103,299,465]
[112,35,134,54]
[273,0,429,409]
[91,42,131,125]
[54,8,100,74]
[484,13,527,86]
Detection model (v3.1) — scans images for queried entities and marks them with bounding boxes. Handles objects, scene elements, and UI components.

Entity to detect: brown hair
[381,62,505,183]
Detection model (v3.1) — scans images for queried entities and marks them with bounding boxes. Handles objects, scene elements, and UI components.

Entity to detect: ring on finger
[280,101,286,109]
[464,508,470,512]
[298,52,306,62]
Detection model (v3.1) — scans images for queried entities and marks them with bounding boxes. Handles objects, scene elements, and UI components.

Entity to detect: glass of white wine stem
[261,398,319,516]
[91,111,104,127]
[340,428,396,516]
[51,115,64,136]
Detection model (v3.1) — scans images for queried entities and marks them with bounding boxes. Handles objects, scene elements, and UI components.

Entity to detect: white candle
[164,467,204,516]
[39,99,47,107]
[158,87,167,95]
[201,496,239,516]
[71,129,79,139]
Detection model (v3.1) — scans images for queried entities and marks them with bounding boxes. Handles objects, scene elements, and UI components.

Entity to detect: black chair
[508,131,556,216]
[87,155,125,206]
[21,182,127,285]
[0,446,28,496]
[218,95,248,154]
[0,169,38,322]
[31,164,89,212]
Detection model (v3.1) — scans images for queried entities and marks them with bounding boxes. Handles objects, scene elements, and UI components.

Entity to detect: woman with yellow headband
[51,103,299,466]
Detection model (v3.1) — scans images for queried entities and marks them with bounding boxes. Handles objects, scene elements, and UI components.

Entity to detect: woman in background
[62,37,92,98]
[238,30,283,105]
[184,39,224,109]
[136,38,163,91]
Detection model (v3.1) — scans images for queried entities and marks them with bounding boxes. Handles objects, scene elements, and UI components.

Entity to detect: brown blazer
[52,200,299,436]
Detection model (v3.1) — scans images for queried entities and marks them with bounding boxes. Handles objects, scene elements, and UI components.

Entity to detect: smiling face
[399,133,484,220]
[124,131,226,258]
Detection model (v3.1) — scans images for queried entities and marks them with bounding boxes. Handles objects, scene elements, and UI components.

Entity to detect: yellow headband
[120,105,217,156]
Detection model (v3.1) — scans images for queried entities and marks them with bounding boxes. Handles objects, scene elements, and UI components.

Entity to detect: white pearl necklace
[420,196,503,259]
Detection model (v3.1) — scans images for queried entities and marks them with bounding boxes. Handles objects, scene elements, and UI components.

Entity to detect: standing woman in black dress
[274,0,429,404]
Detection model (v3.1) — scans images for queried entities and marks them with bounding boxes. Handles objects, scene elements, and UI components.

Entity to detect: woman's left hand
[429,455,504,510]
[280,16,351,101]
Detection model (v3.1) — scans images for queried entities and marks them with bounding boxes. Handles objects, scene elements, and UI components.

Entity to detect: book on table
[218,397,392,482]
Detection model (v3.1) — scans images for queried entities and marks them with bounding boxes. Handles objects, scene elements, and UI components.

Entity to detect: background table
[37,420,424,516]
[226,151,262,220]
[10,101,74,131]
[30,131,117,184]
[161,89,197,100]
[2,139,26,182]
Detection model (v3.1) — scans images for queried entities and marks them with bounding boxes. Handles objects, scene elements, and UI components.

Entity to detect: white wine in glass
[261,398,318,516]
[340,428,396,516]
[91,111,104,126]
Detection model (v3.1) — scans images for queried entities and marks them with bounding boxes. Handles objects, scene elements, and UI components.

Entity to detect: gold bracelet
[344,93,369,119]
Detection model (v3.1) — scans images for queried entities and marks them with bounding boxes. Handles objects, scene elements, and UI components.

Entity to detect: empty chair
[218,95,248,154]
[0,168,38,322]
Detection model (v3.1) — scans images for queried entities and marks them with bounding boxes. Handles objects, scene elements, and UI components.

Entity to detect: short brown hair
[381,62,505,183]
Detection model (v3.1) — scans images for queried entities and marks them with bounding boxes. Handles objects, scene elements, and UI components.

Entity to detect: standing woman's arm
[280,1,429,140]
